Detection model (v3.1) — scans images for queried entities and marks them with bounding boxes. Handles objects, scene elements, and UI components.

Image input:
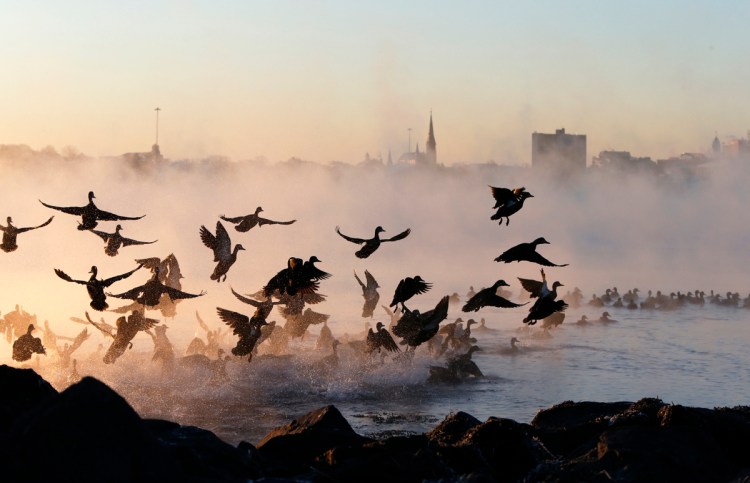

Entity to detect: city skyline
[1,1,748,164]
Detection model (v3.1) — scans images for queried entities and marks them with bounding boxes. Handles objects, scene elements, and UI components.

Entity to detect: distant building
[121,143,164,164]
[531,128,586,176]
[591,150,657,175]
[398,113,437,166]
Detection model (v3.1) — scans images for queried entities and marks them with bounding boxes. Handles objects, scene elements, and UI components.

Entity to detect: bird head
[532,237,550,245]
[376,322,384,330]
[89,266,98,276]
[493,279,510,288]
[552,281,564,289]
[256,206,264,213]
[236,244,246,251]
[6,216,12,224]
[115,224,123,232]
[88,191,96,201]
[375,226,385,234]
[308,256,321,263]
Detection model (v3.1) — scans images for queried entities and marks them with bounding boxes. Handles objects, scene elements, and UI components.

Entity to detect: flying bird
[199,221,245,282]
[101,310,160,364]
[54,264,142,311]
[216,307,269,362]
[494,237,569,267]
[462,280,528,312]
[40,191,144,231]
[335,225,411,259]
[90,224,156,257]
[108,266,205,307]
[518,269,564,300]
[263,257,322,297]
[0,215,54,253]
[12,324,46,362]
[390,276,432,311]
[489,186,534,226]
[392,295,450,350]
[366,322,400,354]
[354,269,380,318]
[220,207,296,232]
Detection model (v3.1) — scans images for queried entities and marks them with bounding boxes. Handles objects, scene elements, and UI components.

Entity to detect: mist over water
[1,154,748,443]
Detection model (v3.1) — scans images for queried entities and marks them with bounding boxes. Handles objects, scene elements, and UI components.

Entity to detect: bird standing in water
[335,225,411,259]
[0,215,54,253]
[90,224,156,257]
[199,221,245,282]
[220,207,296,232]
[40,191,144,231]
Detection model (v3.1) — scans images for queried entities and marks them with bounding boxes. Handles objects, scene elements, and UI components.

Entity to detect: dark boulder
[256,405,372,474]
[426,410,482,446]
[0,365,57,432]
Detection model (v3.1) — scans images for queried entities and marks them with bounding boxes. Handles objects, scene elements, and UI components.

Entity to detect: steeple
[712,132,720,154]
[426,110,436,164]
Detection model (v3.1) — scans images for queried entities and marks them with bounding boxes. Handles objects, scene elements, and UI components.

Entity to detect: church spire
[426,110,436,164]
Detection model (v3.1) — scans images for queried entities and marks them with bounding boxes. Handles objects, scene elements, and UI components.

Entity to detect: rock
[256,405,372,474]
[0,365,57,432]
[531,400,631,457]
[426,411,482,446]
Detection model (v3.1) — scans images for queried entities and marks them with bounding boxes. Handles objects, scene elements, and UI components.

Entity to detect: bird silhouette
[0,215,54,253]
[90,224,156,257]
[102,310,160,364]
[335,225,411,258]
[40,191,144,231]
[108,267,205,307]
[392,295,450,349]
[462,280,527,312]
[55,264,142,311]
[199,221,245,282]
[366,321,400,354]
[494,237,569,267]
[12,324,46,362]
[354,269,380,318]
[489,186,534,226]
[390,276,432,311]
[216,307,269,362]
[220,207,296,232]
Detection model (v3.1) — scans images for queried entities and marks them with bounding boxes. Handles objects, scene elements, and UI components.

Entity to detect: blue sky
[1,1,748,163]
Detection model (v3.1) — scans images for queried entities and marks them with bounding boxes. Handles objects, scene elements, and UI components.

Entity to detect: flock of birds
[2,187,746,388]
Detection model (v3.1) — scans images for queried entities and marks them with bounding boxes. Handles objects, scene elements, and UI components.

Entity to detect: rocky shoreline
[1,365,749,482]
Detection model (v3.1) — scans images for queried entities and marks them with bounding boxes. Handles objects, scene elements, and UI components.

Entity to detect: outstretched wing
[54,268,86,285]
[378,329,400,353]
[102,265,142,287]
[90,229,111,242]
[84,312,116,339]
[258,216,296,226]
[121,236,157,247]
[195,310,210,332]
[135,257,161,270]
[489,186,516,208]
[219,214,244,223]
[524,251,569,268]
[230,287,262,307]
[93,208,145,222]
[353,270,365,289]
[199,224,218,251]
[39,200,85,216]
[364,270,378,288]
[518,277,544,297]
[216,307,250,335]
[335,226,366,244]
[135,317,160,332]
[382,228,411,243]
[17,216,54,234]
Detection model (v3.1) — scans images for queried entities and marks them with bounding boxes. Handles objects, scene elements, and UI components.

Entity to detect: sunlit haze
[1,1,748,163]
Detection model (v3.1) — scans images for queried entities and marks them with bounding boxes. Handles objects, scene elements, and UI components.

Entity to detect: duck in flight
[40,191,144,231]
[102,310,160,364]
[220,207,296,232]
[366,321,400,355]
[108,266,205,307]
[392,295,450,350]
[55,264,143,311]
[216,306,269,362]
[390,275,432,312]
[489,186,534,226]
[354,269,380,318]
[494,237,569,267]
[335,225,411,259]
[199,221,245,282]
[462,280,527,312]
[90,224,156,257]
[0,215,54,253]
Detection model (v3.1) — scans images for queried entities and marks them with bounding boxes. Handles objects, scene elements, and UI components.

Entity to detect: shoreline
[1,365,748,482]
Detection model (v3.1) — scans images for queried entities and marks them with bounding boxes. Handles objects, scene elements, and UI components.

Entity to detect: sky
[0,0,748,164]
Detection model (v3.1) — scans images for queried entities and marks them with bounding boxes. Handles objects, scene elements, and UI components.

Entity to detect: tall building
[531,128,586,176]
[398,113,437,166]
